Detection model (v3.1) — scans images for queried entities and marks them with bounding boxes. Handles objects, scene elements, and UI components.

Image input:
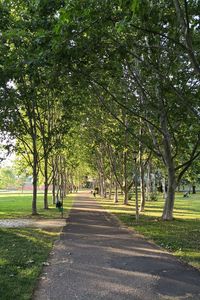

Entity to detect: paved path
[33,192,200,300]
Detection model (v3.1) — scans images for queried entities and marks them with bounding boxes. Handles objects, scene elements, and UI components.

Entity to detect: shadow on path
[33,192,200,300]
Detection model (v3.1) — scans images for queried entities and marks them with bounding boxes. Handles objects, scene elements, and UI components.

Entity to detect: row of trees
[0,0,86,213]
[65,0,200,220]
[0,0,199,219]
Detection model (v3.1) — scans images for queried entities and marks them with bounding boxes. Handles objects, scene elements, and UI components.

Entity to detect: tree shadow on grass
[0,228,57,300]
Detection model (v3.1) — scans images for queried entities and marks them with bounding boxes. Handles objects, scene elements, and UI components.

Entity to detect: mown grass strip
[0,192,73,219]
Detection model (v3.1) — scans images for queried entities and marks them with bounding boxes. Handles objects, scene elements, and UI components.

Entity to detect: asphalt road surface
[33,192,200,300]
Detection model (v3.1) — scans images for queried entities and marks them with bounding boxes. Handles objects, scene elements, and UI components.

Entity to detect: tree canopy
[0,0,199,220]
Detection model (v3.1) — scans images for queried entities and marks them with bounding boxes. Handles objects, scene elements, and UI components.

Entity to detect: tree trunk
[159,92,176,221]
[52,162,56,204]
[135,160,139,222]
[139,118,145,211]
[104,180,107,198]
[139,162,145,212]
[114,183,118,203]
[162,166,176,220]
[99,174,104,197]
[32,150,38,215]
[162,177,167,200]
[109,176,112,200]
[52,177,56,204]
[63,169,67,197]
[123,147,128,204]
[161,115,176,220]
[44,184,48,209]
[146,162,152,200]
[123,187,129,205]
[44,156,49,209]
[192,185,196,194]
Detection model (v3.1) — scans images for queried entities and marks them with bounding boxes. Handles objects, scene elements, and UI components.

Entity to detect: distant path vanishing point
[33,191,200,300]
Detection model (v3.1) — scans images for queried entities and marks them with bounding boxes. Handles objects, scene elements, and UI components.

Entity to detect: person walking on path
[34,192,200,300]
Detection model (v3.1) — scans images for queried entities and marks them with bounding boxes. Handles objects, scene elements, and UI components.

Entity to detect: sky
[0,136,16,168]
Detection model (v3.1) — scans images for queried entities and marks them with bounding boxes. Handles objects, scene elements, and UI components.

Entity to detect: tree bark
[99,174,104,197]
[192,185,196,194]
[123,188,129,205]
[135,160,139,222]
[114,183,118,203]
[52,161,56,204]
[43,155,49,209]
[32,140,38,215]
[161,114,176,220]
[146,162,152,200]
[139,158,145,212]
[109,175,113,200]
[162,166,176,220]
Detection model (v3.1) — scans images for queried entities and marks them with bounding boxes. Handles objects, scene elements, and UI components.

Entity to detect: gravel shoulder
[0,218,66,228]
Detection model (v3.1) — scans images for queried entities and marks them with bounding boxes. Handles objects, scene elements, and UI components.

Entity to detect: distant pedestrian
[93,191,96,198]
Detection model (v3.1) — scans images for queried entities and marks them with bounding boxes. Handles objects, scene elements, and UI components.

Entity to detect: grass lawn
[97,192,200,270]
[0,192,72,219]
[0,193,75,300]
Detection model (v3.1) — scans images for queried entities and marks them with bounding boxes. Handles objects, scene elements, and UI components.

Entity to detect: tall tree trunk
[146,162,152,200]
[114,183,118,203]
[139,118,145,211]
[135,159,139,222]
[161,112,176,220]
[123,188,129,205]
[122,110,129,205]
[63,170,67,197]
[109,172,113,200]
[104,181,107,198]
[52,161,56,204]
[44,155,49,209]
[123,143,128,205]
[99,174,104,197]
[139,158,145,211]
[32,144,38,215]
[162,166,176,220]
[52,177,56,204]
[192,185,196,194]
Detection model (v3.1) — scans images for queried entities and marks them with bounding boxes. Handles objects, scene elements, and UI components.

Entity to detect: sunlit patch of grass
[97,192,200,270]
[0,193,74,219]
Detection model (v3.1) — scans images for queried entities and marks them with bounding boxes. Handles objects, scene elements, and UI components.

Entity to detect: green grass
[0,227,60,300]
[0,192,75,299]
[97,192,200,270]
[0,192,73,219]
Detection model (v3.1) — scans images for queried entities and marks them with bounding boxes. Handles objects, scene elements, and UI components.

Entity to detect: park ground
[0,191,199,299]
[97,192,200,270]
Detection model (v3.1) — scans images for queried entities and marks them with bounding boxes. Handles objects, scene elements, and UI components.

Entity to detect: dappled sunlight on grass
[15,228,60,246]
[98,192,200,220]
[0,227,60,299]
